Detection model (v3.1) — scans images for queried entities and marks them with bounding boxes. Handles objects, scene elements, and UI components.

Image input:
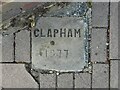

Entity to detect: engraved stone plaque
[32,3,91,72]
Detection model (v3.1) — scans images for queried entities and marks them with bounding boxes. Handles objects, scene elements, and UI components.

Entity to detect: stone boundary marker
[0,1,120,89]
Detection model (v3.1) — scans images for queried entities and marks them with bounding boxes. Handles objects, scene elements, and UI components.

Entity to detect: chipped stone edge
[31,2,92,73]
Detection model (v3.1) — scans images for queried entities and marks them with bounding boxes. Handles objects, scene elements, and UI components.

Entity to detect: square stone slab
[32,16,90,72]
[31,2,91,72]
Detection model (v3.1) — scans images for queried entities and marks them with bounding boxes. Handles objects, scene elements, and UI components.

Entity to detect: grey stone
[57,73,73,88]
[1,64,38,88]
[92,2,108,27]
[0,64,2,89]
[75,73,91,88]
[2,2,42,21]
[110,2,119,59]
[39,73,56,88]
[92,64,109,88]
[0,34,2,62]
[110,60,119,88]
[91,28,107,62]
[2,34,14,62]
[32,17,89,72]
[118,61,120,89]
[0,35,1,86]
[0,5,1,24]
[92,0,109,1]
[15,30,30,63]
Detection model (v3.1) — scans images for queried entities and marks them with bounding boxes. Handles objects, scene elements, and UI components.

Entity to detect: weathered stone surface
[2,34,14,62]
[0,34,2,62]
[110,60,119,88]
[1,2,119,89]
[15,30,30,63]
[92,64,109,88]
[0,5,1,25]
[91,28,107,62]
[57,74,73,88]
[110,2,119,59]
[92,2,108,27]
[0,64,2,89]
[75,73,91,88]
[118,61,120,89]
[2,64,38,88]
[32,17,90,72]
[39,74,56,88]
